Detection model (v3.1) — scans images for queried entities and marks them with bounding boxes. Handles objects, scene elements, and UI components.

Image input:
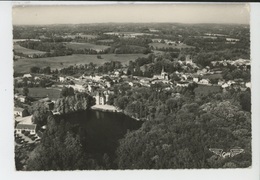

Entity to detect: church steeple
[161,66,168,80]
[161,66,165,74]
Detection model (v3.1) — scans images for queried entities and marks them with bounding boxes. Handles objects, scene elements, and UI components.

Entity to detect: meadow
[65,42,110,51]
[14,53,148,73]
[202,73,223,80]
[13,44,46,55]
[16,87,61,100]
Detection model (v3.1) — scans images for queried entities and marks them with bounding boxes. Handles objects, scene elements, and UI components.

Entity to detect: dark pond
[60,110,142,166]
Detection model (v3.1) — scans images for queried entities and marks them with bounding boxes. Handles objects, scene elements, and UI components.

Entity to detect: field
[65,42,110,51]
[194,84,222,96]
[16,88,61,100]
[13,44,46,55]
[149,42,194,49]
[14,54,148,73]
[97,39,114,43]
[202,73,223,80]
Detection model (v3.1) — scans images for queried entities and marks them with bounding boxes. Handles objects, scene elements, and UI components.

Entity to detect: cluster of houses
[151,38,181,45]
[14,108,36,135]
[14,73,53,88]
[14,96,55,137]
[103,32,155,38]
[211,59,250,68]
[14,56,251,134]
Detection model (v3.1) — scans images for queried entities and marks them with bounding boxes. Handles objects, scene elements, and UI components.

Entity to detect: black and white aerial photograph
[11,3,253,171]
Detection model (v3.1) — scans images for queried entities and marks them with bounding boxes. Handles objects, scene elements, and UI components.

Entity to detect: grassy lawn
[97,39,114,43]
[13,44,46,55]
[65,42,110,51]
[149,42,194,49]
[17,88,61,100]
[14,53,148,73]
[194,84,222,96]
[202,73,223,80]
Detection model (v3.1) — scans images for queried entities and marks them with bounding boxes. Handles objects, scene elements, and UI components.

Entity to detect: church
[153,67,169,80]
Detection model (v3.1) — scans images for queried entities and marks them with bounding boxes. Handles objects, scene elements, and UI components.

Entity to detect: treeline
[58,61,123,76]
[17,39,151,58]
[112,45,151,54]
[222,68,250,81]
[126,55,196,77]
[17,41,73,57]
[14,77,53,88]
[193,50,250,67]
[184,36,250,68]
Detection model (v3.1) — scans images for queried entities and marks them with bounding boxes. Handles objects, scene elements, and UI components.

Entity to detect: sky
[12,3,250,25]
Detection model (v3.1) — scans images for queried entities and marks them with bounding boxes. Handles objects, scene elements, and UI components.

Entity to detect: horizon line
[13,22,250,26]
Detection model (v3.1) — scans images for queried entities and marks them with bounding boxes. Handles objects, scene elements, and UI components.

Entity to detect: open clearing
[13,44,46,55]
[203,73,223,80]
[16,88,61,100]
[65,42,110,51]
[14,53,148,73]
[149,42,194,49]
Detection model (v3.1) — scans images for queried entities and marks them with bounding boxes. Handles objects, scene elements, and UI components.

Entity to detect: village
[13,53,251,150]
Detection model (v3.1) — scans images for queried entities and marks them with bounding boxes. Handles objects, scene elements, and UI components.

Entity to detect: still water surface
[62,110,142,155]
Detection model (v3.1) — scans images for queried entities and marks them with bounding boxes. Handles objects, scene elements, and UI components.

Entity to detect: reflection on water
[63,110,142,155]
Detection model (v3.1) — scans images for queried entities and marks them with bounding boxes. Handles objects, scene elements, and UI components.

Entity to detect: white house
[34,76,40,80]
[68,84,85,92]
[114,71,120,77]
[245,82,251,88]
[15,95,26,103]
[23,74,32,78]
[59,76,66,82]
[221,83,229,88]
[128,82,134,87]
[106,81,112,88]
[176,82,189,87]
[14,107,26,117]
[227,80,235,86]
[218,80,225,86]
[193,77,199,83]
[16,124,36,135]
[199,79,210,85]
[16,115,33,124]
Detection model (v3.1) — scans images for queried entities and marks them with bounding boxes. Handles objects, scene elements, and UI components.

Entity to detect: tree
[30,102,52,127]
[61,87,74,97]
[239,90,251,112]
[30,66,40,73]
[114,96,129,110]
[22,87,29,96]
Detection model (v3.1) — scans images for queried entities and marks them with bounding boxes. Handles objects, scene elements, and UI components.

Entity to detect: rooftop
[14,107,24,112]
[16,123,36,130]
[15,115,33,124]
